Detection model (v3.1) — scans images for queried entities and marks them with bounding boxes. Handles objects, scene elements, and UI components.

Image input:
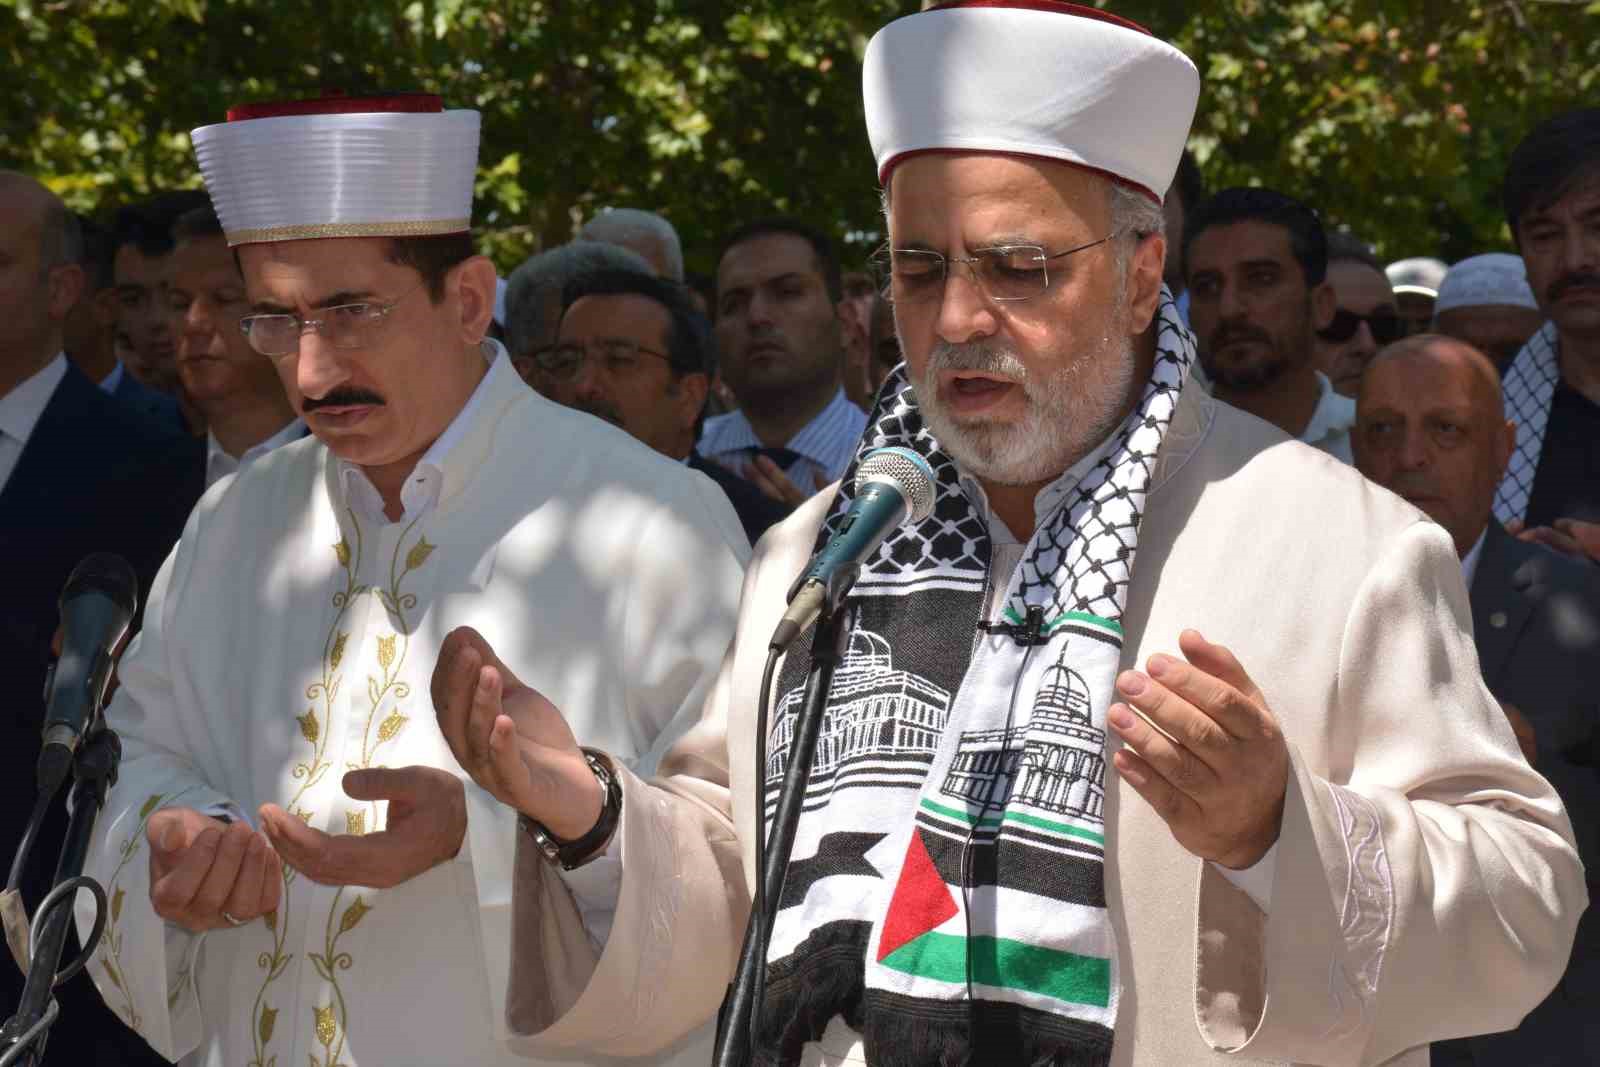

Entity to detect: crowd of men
[0,3,1597,1063]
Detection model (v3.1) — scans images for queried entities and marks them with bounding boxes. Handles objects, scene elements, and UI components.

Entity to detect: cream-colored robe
[505,385,1585,1066]
[76,356,746,1067]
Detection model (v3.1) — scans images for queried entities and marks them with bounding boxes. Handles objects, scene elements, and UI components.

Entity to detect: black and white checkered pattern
[1008,310,1192,621]
[1494,321,1560,526]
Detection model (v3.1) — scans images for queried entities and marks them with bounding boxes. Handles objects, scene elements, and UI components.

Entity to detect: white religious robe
[76,350,748,1066]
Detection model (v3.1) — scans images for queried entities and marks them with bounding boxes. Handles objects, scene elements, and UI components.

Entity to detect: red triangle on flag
[876,828,960,962]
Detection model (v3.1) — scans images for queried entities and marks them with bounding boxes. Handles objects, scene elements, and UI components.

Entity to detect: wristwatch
[518,748,622,871]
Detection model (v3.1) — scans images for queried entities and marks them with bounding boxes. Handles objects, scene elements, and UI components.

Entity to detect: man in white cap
[75,93,746,1067]
[1433,252,1544,371]
[437,6,1581,1064]
[1385,256,1448,336]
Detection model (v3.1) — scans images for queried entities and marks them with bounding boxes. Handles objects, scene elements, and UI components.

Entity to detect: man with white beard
[436,4,1581,1064]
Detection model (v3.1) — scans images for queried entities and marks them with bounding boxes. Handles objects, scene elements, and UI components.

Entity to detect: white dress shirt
[100,361,126,394]
[697,387,868,490]
[1302,371,1357,464]
[337,344,497,524]
[204,417,306,489]
[0,354,68,494]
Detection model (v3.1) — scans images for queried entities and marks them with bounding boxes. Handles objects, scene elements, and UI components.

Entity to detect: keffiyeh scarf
[755,293,1196,1066]
[1493,320,1560,526]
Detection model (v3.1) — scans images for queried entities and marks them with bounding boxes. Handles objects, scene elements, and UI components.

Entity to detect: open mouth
[940,370,1018,414]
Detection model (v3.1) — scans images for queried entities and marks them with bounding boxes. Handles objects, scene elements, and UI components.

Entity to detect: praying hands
[1107,629,1289,871]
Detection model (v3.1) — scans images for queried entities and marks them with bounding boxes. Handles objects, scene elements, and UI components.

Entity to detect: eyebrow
[250,290,381,314]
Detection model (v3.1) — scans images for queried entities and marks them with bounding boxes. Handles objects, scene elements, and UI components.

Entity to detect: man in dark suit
[1,172,201,1064]
[62,212,185,434]
[1354,333,1600,1065]
[538,267,790,546]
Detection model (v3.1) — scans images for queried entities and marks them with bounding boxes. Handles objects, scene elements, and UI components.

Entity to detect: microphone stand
[0,727,122,1067]
[714,596,852,1067]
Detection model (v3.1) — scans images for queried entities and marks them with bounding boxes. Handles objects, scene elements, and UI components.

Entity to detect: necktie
[749,446,803,470]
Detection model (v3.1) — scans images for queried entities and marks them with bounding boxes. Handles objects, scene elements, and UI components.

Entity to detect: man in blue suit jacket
[1354,334,1600,1066]
[2,172,202,1065]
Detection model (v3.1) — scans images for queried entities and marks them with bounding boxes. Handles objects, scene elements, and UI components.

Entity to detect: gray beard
[915,327,1136,488]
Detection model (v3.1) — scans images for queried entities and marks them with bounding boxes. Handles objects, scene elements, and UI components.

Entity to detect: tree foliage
[3,0,1595,273]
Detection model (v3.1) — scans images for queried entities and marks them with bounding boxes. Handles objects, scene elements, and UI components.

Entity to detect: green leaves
[5,1,1596,267]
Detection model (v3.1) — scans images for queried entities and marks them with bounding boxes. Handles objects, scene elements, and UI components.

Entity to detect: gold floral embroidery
[344,811,365,836]
[99,788,197,1032]
[307,887,370,1067]
[251,520,364,1067]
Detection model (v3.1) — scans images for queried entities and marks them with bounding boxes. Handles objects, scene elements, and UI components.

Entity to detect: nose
[180,300,214,350]
[933,265,998,346]
[1396,425,1431,472]
[294,330,350,402]
[745,289,777,330]
[571,357,608,405]
[1217,279,1245,322]
[1354,319,1377,356]
[1560,225,1599,275]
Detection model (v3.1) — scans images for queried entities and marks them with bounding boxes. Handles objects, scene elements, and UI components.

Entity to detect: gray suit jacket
[1434,521,1600,1066]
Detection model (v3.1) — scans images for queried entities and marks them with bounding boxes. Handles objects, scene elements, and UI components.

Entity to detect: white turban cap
[863,1,1200,201]
[191,94,479,247]
[1435,253,1539,314]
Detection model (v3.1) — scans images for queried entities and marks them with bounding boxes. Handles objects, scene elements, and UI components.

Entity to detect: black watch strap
[519,748,621,871]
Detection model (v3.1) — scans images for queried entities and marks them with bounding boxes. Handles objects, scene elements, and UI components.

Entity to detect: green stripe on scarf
[920,798,1107,845]
[879,932,1112,1008]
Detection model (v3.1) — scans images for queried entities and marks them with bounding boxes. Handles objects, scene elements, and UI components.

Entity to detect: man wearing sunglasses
[1313,234,1403,398]
[1184,187,1358,463]
[73,95,747,1067]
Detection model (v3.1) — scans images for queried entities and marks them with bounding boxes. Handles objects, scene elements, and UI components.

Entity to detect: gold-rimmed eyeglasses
[237,281,426,357]
[881,234,1120,304]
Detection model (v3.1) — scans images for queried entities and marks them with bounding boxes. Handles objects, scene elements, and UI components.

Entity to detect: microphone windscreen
[855,447,937,524]
[59,552,139,616]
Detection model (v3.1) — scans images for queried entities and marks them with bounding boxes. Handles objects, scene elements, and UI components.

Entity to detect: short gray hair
[578,208,684,282]
[1110,181,1166,289]
[503,241,653,358]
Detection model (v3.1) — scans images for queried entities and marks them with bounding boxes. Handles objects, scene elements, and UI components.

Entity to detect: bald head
[1354,333,1516,556]
[0,171,86,388]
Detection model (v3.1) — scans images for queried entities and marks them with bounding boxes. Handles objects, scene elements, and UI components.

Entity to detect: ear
[449,254,499,344]
[675,371,709,432]
[48,263,86,322]
[1310,279,1336,331]
[1125,232,1166,334]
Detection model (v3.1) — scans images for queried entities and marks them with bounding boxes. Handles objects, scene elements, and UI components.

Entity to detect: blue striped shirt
[696,388,867,490]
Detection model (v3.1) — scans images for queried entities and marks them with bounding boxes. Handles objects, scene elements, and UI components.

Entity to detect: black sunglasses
[1318,307,1407,345]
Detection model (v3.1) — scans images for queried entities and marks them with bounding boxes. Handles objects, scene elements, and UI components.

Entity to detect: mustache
[577,400,624,428]
[924,339,1028,380]
[1549,271,1600,302]
[1385,472,1439,500]
[1208,322,1272,352]
[302,387,386,412]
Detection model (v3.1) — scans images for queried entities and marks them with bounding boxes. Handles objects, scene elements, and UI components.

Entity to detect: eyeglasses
[1318,307,1406,346]
[536,338,673,381]
[881,234,1119,305]
[237,281,424,357]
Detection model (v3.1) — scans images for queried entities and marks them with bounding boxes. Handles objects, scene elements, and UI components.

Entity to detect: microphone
[769,447,936,649]
[36,554,139,796]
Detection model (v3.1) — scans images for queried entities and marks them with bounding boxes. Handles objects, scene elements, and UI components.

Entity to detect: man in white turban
[1433,252,1543,371]
[437,6,1583,1065]
[74,93,747,1067]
